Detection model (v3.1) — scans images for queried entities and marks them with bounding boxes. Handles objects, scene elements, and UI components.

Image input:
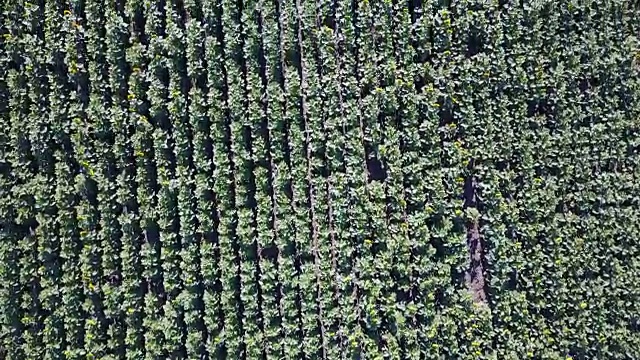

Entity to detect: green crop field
[1,0,639,359]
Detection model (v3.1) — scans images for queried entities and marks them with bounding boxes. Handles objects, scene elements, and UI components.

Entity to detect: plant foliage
[1,0,639,359]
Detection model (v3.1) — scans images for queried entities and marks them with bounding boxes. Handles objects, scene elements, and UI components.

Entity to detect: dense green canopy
[1,0,639,358]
